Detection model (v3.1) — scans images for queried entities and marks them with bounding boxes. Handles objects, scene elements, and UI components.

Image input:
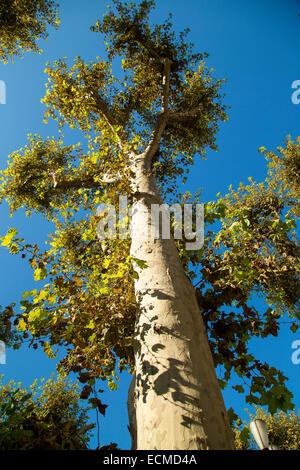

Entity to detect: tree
[0,0,59,63]
[233,408,300,450]
[198,140,299,416]
[0,0,299,450]
[0,374,94,450]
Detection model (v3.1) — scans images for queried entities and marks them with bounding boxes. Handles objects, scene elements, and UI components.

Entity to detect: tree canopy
[0,0,59,63]
[0,0,228,394]
[0,0,299,445]
[0,374,94,450]
[234,407,300,450]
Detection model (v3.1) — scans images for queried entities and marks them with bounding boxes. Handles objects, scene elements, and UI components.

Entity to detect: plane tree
[0,0,299,450]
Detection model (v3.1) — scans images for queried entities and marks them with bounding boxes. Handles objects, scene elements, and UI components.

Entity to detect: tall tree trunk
[128,157,234,450]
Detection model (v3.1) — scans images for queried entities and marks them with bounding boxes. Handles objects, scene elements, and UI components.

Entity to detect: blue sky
[0,0,299,450]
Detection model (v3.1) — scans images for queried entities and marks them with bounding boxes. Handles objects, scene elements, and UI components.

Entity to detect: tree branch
[168,107,202,122]
[92,93,125,152]
[124,24,168,64]
[143,58,172,166]
[101,172,122,184]
[162,58,171,114]
[53,177,99,191]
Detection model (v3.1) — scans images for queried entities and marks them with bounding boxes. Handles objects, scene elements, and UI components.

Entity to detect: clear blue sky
[0,0,299,450]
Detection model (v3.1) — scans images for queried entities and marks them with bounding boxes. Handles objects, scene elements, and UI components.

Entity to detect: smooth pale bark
[128,156,234,450]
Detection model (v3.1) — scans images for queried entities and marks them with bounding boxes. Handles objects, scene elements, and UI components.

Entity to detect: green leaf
[1,228,17,247]
[33,267,47,281]
[240,426,250,444]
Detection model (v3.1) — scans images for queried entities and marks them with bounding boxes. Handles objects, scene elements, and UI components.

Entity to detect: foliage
[0,0,226,394]
[233,407,300,450]
[0,374,94,450]
[192,137,299,413]
[0,0,59,63]
[0,304,21,347]
[0,0,298,417]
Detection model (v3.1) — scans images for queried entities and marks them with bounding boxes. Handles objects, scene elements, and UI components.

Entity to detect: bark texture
[129,157,234,450]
